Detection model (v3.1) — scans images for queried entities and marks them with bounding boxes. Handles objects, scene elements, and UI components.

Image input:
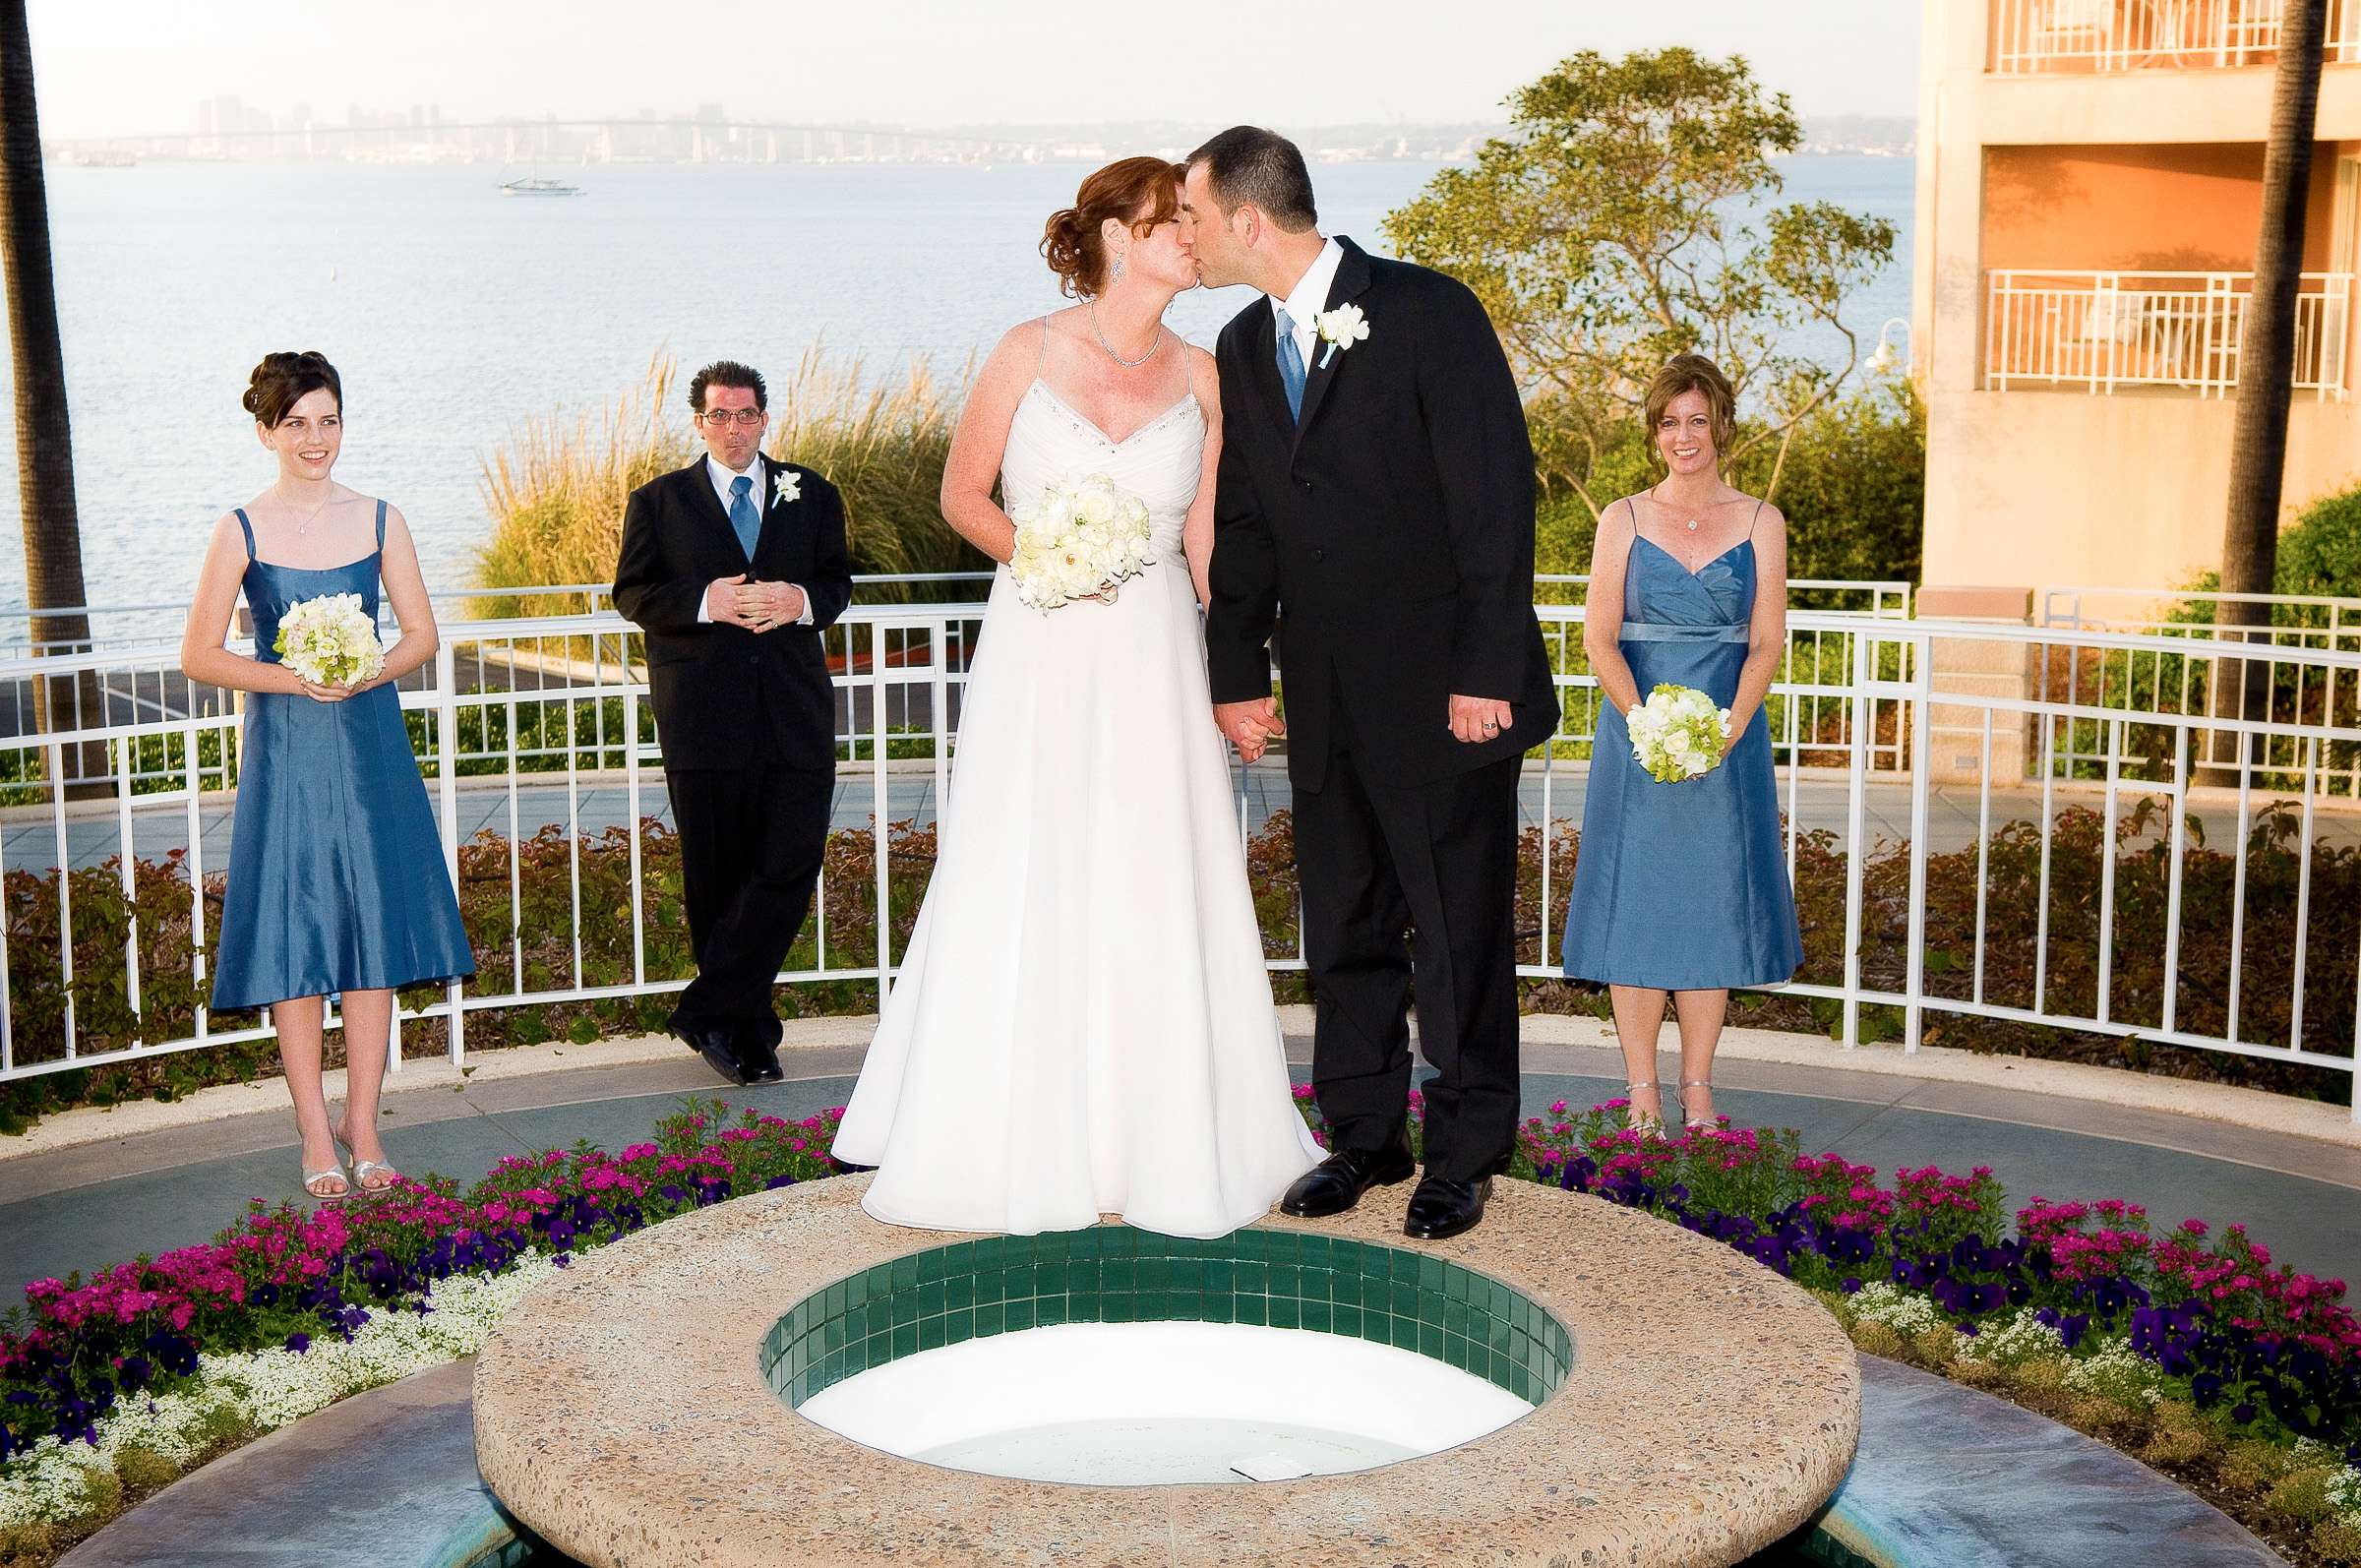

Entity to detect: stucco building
[1915,0,2361,594]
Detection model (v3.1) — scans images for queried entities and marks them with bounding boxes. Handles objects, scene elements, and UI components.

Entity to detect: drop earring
[1111,252,1126,282]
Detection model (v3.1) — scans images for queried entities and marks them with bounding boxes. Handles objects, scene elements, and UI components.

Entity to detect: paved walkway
[2,1026,2356,1303]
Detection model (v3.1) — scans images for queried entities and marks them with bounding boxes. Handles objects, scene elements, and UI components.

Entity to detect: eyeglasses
[696,408,766,428]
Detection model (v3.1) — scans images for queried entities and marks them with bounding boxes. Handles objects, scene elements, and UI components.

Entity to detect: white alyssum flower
[2062,1336,2166,1407]
[1848,1282,1946,1336]
[1006,471,1156,613]
[1951,1307,2068,1368]
[0,1255,559,1531]
[1313,303,1370,368]
[1625,683,1731,783]
[272,591,385,688]
[773,468,801,506]
[2326,1464,2361,1526]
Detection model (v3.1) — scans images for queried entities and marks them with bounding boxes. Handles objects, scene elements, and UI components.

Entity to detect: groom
[1184,129,1558,1241]
[613,360,854,1087]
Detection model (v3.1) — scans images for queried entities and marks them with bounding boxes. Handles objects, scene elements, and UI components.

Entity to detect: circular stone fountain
[473,1176,1858,1566]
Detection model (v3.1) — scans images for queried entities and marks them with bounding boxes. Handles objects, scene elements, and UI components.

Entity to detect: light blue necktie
[728,473,759,560]
[1275,308,1306,422]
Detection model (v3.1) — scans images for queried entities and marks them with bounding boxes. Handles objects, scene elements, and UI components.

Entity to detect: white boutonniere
[1313,303,1370,369]
[773,468,801,506]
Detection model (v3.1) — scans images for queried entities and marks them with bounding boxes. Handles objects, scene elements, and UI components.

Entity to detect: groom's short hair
[689,359,766,413]
[1187,126,1317,233]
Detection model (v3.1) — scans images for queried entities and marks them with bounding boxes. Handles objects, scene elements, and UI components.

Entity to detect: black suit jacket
[612,454,854,771]
[1205,237,1559,791]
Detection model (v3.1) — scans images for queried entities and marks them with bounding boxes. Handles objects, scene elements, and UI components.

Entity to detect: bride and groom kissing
[615,126,1557,1244]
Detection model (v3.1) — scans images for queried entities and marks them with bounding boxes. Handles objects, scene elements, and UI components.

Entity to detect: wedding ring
[1483,721,1499,733]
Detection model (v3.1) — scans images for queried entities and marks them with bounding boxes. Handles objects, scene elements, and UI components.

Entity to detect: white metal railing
[0,573,1915,777]
[3,603,2356,1114]
[1986,270,2353,397]
[2039,584,2361,793]
[1990,0,2361,72]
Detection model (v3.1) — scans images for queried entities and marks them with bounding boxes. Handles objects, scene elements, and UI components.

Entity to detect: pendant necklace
[1650,481,1702,532]
[277,484,333,537]
[1089,298,1161,368]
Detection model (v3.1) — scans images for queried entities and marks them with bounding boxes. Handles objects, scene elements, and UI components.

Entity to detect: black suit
[1206,237,1558,1181]
[613,453,854,1041]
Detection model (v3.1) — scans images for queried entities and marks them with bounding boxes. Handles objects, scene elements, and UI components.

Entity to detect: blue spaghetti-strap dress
[208,501,475,1010]
[1559,505,1802,990]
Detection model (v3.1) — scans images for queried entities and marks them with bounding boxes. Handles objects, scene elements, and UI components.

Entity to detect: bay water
[0,154,1911,617]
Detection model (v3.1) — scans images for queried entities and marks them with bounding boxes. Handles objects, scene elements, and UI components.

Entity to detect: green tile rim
[757,1224,1575,1413]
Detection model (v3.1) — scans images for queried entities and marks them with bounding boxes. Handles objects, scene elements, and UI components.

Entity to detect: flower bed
[4,1093,2361,1565]
[0,1101,839,1562]
[1496,1093,2361,1566]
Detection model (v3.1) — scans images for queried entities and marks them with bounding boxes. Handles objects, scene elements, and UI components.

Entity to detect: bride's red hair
[1042,156,1183,299]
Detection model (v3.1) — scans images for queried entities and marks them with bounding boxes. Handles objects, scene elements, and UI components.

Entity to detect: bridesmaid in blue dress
[1560,354,1801,1134]
[178,352,474,1198]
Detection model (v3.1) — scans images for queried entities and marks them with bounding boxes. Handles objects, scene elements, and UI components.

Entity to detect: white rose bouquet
[1007,472,1156,613]
[273,592,385,688]
[1625,683,1731,783]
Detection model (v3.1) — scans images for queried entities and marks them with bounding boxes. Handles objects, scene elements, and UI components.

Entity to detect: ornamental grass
[472,349,988,623]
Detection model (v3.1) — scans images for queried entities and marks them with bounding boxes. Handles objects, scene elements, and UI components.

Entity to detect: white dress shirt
[696,452,814,625]
[1270,236,1345,370]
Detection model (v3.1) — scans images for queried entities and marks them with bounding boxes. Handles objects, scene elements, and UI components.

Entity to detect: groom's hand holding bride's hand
[1215,697,1285,764]
[1448,694,1515,745]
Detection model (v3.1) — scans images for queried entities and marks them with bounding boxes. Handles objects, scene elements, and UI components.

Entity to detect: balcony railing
[1985,270,2353,396]
[1991,0,2361,72]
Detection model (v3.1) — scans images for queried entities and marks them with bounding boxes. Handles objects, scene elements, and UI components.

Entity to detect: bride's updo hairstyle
[243,350,342,427]
[1042,156,1183,299]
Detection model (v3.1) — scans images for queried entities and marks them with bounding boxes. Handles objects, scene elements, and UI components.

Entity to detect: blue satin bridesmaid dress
[1560,524,1802,990]
[209,502,475,1010]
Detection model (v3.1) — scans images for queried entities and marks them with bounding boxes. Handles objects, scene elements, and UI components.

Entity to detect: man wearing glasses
[613,360,854,1086]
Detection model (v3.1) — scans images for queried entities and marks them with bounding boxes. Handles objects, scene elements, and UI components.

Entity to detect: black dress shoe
[1280,1132,1416,1219]
[688,1026,751,1086]
[1403,1176,1492,1241]
[732,1028,785,1085]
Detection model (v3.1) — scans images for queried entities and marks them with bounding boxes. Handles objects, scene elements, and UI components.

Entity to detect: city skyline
[27,0,1919,142]
[85,101,1913,167]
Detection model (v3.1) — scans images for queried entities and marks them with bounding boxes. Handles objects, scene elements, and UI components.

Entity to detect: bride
[833,157,1322,1237]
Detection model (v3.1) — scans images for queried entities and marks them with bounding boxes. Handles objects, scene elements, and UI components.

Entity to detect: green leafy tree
[1383,48,1896,514]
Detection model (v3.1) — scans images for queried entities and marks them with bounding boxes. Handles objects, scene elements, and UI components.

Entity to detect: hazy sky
[30,1,1918,140]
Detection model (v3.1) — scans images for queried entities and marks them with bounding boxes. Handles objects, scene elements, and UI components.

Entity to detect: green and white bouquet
[272,591,385,688]
[1007,472,1156,612]
[1626,683,1731,783]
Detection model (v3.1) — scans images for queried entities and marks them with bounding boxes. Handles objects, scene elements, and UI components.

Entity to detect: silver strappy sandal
[301,1162,351,1201]
[1678,1078,1723,1132]
[333,1122,401,1193]
[1622,1080,1665,1135]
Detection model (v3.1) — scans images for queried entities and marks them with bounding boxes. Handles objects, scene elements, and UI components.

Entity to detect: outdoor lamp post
[1868,316,1911,377]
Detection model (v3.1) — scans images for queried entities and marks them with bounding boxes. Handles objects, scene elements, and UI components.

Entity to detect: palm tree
[2208,0,2329,785]
[0,0,104,792]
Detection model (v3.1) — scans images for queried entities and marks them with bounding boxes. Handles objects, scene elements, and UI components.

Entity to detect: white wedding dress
[833,371,1323,1238]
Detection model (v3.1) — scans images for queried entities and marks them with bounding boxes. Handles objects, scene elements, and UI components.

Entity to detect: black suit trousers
[1293,693,1522,1182]
[667,728,831,1040]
